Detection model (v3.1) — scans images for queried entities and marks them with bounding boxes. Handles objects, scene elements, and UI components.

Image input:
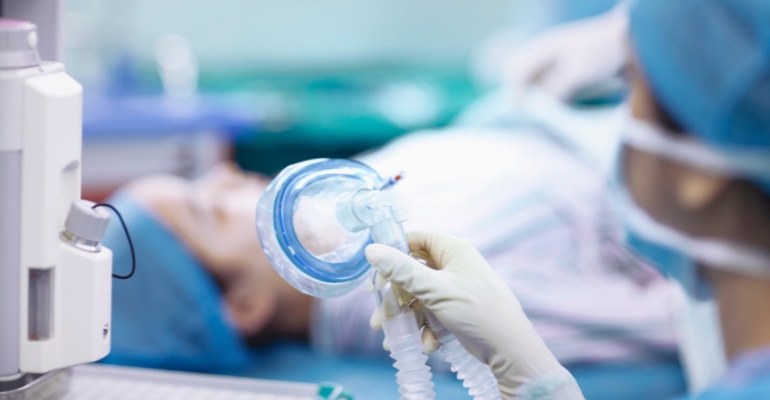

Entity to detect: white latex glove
[504,4,628,103]
[366,231,584,400]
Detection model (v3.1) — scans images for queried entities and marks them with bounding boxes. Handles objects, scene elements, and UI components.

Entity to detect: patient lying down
[112,127,678,369]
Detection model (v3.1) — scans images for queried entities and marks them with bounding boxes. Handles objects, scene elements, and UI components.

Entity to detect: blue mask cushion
[100,192,254,372]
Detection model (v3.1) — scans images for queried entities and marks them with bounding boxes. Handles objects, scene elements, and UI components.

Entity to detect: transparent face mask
[256,159,384,298]
[257,158,506,399]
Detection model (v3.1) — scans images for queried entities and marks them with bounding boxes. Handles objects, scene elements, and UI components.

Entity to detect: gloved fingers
[382,337,390,352]
[406,231,484,269]
[366,278,373,293]
[409,251,438,270]
[410,299,427,328]
[365,272,387,293]
[365,244,442,299]
[421,326,440,355]
[369,307,382,330]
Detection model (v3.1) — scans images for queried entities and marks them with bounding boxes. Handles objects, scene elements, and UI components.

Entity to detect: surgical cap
[629,0,770,195]
[101,192,255,372]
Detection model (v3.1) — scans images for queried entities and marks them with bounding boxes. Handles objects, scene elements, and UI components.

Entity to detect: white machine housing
[0,16,113,380]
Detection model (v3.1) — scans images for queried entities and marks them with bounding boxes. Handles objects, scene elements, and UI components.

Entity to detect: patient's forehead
[125,175,191,208]
[195,162,270,192]
[124,165,268,219]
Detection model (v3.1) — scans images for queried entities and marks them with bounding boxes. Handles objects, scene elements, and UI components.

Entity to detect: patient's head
[124,162,312,342]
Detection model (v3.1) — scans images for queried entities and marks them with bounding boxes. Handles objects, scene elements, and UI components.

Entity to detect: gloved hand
[503,4,628,103]
[366,231,584,400]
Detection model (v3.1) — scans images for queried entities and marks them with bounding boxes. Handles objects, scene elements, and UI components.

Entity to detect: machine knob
[0,19,41,68]
[64,200,112,245]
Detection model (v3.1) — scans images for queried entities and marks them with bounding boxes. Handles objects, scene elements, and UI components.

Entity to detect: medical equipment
[365,232,585,400]
[257,159,500,399]
[3,362,338,400]
[0,3,115,397]
[424,312,500,399]
[64,363,325,400]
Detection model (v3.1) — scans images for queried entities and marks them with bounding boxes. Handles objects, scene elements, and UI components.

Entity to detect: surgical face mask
[611,176,713,299]
[612,113,770,299]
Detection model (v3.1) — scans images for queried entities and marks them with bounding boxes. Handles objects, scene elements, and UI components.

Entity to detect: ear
[675,168,730,211]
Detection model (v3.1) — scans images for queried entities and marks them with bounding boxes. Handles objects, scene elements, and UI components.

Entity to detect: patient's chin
[224,283,277,335]
[242,322,309,348]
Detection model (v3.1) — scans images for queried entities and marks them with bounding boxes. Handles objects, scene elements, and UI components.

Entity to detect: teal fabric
[101,193,255,372]
[629,0,770,195]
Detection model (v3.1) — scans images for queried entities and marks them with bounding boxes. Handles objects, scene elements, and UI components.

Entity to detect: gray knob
[64,200,111,243]
[0,19,41,68]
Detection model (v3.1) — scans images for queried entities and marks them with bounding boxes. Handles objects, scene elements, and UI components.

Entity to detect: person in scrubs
[365,0,770,398]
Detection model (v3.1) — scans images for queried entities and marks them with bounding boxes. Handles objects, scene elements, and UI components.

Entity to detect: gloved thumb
[365,244,440,300]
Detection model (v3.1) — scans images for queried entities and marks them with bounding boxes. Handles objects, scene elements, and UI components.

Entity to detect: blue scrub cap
[101,192,254,372]
[629,0,770,195]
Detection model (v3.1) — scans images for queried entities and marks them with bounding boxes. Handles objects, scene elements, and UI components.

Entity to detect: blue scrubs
[686,346,770,399]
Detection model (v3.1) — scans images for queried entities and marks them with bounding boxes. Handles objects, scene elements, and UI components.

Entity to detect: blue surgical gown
[685,346,770,399]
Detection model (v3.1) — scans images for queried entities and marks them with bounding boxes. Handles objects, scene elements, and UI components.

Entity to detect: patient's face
[181,163,269,269]
[126,163,311,340]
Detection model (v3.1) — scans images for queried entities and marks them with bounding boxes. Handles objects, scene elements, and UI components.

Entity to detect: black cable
[93,203,136,280]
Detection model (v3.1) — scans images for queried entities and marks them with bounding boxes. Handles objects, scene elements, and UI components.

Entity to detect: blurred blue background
[68,0,531,201]
[69,0,622,200]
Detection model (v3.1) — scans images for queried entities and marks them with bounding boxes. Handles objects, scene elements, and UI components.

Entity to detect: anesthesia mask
[256,159,500,400]
[256,158,407,298]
